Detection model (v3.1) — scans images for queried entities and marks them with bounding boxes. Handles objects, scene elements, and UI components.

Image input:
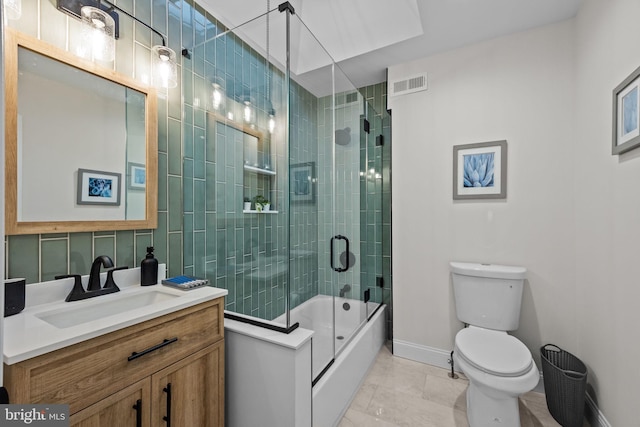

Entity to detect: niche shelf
[243,210,279,214]
[244,164,276,176]
[242,127,277,213]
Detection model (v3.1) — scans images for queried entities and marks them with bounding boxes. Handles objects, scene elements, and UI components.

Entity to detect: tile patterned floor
[339,344,589,427]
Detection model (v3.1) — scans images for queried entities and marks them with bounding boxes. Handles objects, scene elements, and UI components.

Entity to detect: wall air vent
[336,91,361,108]
[389,73,428,97]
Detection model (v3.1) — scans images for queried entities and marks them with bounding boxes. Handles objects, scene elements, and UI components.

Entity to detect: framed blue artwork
[290,162,315,204]
[453,140,507,200]
[128,162,146,190]
[613,65,640,155]
[76,168,121,206]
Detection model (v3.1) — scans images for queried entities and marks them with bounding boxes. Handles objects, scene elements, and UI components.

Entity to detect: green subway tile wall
[4,1,391,327]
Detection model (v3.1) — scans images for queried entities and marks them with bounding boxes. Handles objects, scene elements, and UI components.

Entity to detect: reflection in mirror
[18,48,146,221]
[206,114,271,215]
[5,29,157,235]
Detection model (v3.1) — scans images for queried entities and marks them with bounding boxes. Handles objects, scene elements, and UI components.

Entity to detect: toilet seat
[455,327,533,377]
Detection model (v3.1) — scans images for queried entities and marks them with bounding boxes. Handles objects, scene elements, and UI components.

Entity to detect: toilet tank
[450,262,527,331]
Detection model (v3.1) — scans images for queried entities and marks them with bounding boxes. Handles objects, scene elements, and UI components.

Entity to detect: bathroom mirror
[4,29,158,235]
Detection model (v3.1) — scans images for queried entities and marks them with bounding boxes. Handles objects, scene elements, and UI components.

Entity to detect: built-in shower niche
[209,115,277,214]
[241,122,277,213]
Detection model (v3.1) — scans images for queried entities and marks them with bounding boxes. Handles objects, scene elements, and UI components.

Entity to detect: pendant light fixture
[4,0,22,20]
[152,45,177,89]
[79,6,116,62]
[243,98,256,126]
[268,108,276,134]
[57,0,179,89]
[210,78,226,113]
[265,0,276,133]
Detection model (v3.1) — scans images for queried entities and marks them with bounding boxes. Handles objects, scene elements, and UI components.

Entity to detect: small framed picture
[77,169,121,206]
[290,162,315,204]
[613,65,640,155]
[128,162,146,190]
[453,140,507,200]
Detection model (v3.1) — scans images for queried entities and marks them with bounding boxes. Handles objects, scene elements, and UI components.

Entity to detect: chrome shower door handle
[330,235,350,272]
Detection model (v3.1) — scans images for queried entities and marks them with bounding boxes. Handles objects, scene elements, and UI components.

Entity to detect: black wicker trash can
[540,344,587,427]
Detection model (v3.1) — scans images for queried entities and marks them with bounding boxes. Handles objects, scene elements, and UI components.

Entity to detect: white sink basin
[36,290,180,329]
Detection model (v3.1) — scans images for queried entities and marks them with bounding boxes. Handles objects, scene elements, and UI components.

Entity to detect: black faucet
[87,255,114,291]
[56,256,127,302]
[339,284,351,298]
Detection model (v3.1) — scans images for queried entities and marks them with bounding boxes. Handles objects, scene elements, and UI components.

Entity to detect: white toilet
[450,262,539,427]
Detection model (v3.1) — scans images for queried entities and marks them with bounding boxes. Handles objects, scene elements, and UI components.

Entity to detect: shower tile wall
[288,84,320,309]
[180,8,320,318]
[4,1,391,325]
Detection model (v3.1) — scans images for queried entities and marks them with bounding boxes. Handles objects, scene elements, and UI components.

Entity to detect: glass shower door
[329,70,368,361]
[286,12,387,380]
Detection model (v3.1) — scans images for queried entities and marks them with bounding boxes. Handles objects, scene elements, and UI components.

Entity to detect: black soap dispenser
[141,246,158,286]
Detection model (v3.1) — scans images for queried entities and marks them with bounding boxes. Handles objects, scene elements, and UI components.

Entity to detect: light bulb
[91,18,105,28]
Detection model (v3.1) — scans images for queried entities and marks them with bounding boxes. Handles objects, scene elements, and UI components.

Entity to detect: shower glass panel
[285,12,341,379]
[184,4,388,382]
[362,104,385,320]
[184,8,292,327]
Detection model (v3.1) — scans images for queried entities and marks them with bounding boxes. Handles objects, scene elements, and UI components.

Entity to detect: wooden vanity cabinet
[70,378,151,427]
[4,297,224,427]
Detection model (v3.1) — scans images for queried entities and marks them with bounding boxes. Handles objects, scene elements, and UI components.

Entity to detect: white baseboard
[393,339,545,391]
[393,339,452,370]
[585,393,612,427]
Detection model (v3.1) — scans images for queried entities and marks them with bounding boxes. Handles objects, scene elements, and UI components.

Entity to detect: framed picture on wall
[76,169,121,206]
[613,64,640,155]
[453,140,507,200]
[127,162,146,190]
[290,162,316,204]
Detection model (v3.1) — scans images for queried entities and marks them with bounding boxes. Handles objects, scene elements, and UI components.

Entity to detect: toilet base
[466,382,521,427]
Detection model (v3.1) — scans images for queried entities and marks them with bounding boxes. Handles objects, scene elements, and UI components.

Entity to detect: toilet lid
[455,327,533,377]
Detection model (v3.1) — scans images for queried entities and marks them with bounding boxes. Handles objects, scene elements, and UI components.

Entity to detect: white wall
[389,1,640,425]
[573,1,640,426]
[389,19,576,361]
[19,69,127,221]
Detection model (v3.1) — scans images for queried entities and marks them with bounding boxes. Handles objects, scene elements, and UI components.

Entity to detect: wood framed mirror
[4,29,157,235]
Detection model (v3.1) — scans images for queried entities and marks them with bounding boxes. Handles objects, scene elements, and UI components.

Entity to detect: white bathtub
[224,295,386,427]
[288,295,370,378]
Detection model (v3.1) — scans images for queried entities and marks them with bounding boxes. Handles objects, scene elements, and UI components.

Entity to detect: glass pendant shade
[4,0,22,20]
[152,45,178,89]
[211,82,225,112]
[80,6,115,62]
[268,108,276,133]
[243,100,256,125]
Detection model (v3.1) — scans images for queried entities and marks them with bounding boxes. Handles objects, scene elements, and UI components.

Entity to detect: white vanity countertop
[3,265,227,365]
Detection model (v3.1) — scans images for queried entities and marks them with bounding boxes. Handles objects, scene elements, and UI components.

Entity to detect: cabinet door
[69,378,151,427]
[151,341,224,427]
